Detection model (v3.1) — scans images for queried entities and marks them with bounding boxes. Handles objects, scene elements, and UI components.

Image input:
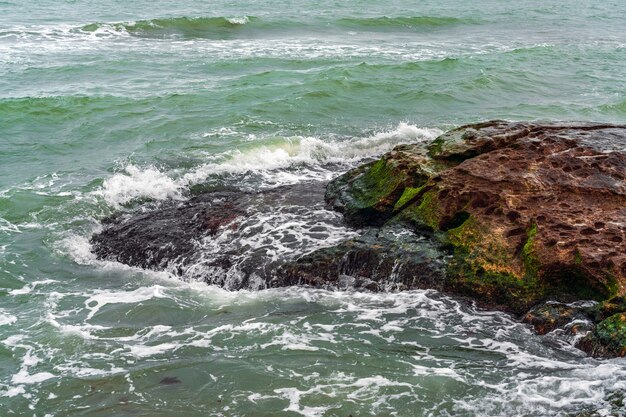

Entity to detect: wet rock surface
[92,189,250,272]
[274,226,446,291]
[92,121,626,357]
[521,301,595,336]
[91,182,447,291]
[326,121,626,313]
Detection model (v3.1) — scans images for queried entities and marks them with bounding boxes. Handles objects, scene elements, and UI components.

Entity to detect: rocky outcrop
[92,120,626,357]
[326,121,626,314]
[325,120,626,356]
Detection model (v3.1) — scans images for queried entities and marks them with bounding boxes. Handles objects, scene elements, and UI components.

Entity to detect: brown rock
[326,121,626,315]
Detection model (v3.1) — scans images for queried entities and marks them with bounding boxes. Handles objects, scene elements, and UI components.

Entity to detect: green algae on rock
[325,145,448,226]
[578,313,626,358]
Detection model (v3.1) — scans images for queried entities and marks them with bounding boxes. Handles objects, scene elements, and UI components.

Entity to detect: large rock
[326,121,626,313]
[325,121,626,356]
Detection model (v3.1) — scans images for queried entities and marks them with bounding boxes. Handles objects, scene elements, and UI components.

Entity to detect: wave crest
[95,123,441,207]
[80,16,254,38]
[75,14,474,39]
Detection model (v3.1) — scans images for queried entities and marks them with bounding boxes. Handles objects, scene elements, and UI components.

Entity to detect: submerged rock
[521,301,595,336]
[91,183,446,291]
[92,189,249,273]
[91,183,360,289]
[274,225,446,291]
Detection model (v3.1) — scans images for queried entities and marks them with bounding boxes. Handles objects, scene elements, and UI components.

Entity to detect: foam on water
[179,204,358,288]
[2,276,625,415]
[2,1,626,414]
[56,233,178,284]
[94,123,440,207]
[98,164,183,207]
[183,123,440,188]
[0,309,17,326]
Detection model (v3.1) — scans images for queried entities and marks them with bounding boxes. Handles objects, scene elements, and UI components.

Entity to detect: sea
[1,1,625,415]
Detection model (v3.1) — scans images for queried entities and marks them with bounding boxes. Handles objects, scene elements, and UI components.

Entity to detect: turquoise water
[1,1,625,415]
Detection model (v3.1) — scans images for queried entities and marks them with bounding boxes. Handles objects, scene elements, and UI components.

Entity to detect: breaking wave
[96,123,441,207]
[79,16,256,38]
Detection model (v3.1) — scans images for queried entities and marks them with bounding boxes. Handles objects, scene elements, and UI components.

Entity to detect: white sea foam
[9,279,58,296]
[184,123,440,185]
[4,283,625,415]
[57,233,98,265]
[0,217,21,234]
[226,16,250,25]
[84,285,168,320]
[94,123,441,207]
[98,164,182,207]
[0,311,17,326]
[177,204,357,288]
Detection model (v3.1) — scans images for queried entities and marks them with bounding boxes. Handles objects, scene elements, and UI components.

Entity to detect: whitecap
[183,123,441,187]
[0,312,17,326]
[84,285,168,320]
[97,164,182,207]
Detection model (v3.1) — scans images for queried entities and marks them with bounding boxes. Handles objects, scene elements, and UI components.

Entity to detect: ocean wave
[19,14,480,40]
[183,123,441,184]
[95,123,441,207]
[79,16,255,38]
[98,164,183,207]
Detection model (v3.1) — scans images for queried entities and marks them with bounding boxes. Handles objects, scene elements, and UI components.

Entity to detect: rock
[92,120,626,357]
[273,225,446,291]
[159,376,182,385]
[92,185,447,291]
[327,121,626,316]
[325,120,626,356]
[577,312,626,358]
[91,182,347,289]
[521,301,595,335]
[91,189,250,273]
[594,295,626,321]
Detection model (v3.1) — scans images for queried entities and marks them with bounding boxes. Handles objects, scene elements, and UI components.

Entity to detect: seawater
[0,0,625,415]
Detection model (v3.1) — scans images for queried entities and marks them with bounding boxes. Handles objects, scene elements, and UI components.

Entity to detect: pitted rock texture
[426,122,626,294]
[325,120,626,357]
[326,121,626,316]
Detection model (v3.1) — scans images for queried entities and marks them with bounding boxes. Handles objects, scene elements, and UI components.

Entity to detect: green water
[0,1,625,415]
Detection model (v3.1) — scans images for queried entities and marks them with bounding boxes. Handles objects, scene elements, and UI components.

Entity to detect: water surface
[1,0,625,415]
